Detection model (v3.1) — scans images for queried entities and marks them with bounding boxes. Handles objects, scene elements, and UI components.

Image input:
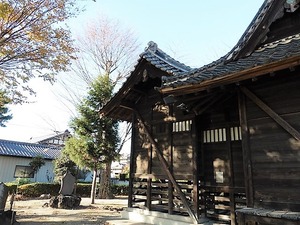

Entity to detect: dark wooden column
[226,123,236,225]
[238,89,254,207]
[192,117,200,218]
[128,113,136,208]
[168,105,174,214]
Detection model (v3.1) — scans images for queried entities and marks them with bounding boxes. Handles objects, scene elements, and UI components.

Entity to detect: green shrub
[14,182,128,198]
[18,183,60,197]
[75,183,91,197]
[16,178,31,185]
[4,182,18,194]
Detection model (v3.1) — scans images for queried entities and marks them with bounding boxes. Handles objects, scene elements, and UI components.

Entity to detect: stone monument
[59,171,76,195]
[49,171,81,209]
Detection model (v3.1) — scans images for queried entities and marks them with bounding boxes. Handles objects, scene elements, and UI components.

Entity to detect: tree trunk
[90,168,97,204]
[98,161,112,199]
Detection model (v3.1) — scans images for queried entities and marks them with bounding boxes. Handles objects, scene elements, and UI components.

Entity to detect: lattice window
[230,126,242,141]
[203,128,227,143]
[172,120,192,132]
[203,126,242,143]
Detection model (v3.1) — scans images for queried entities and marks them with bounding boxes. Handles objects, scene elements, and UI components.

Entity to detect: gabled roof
[100,41,192,121]
[31,130,71,147]
[161,0,300,94]
[101,0,300,121]
[29,130,70,144]
[140,41,192,75]
[0,139,61,160]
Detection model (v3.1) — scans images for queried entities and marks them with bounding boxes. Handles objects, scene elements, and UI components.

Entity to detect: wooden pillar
[226,123,236,225]
[238,89,254,207]
[128,113,136,208]
[192,117,200,218]
[236,211,246,225]
[147,108,154,210]
[146,146,152,210]
[199,122,206,217]
[168,105,174,214]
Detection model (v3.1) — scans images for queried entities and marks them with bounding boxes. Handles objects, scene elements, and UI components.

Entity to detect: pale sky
[0,0,263,143]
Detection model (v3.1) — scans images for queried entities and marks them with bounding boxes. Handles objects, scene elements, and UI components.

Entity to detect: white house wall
[0,156,55,183]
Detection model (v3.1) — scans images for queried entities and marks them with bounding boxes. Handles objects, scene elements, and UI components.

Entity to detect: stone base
[49,194,81,209]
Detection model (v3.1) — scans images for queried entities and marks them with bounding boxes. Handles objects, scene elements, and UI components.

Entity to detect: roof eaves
[0,139,61,159]
[161,34,300,91]
[141,41,192,75]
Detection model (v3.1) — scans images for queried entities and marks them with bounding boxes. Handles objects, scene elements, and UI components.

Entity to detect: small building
[0,139,60,183]
[101,1,300,224]
[30,130,71,147]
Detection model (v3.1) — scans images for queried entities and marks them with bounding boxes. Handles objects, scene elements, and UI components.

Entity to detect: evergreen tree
[64,74,119,202]
[0,90,12,127]
[29,155,45,181]
[54,150,78,179]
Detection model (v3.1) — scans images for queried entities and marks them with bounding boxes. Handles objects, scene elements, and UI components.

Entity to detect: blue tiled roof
[0,139,61,160]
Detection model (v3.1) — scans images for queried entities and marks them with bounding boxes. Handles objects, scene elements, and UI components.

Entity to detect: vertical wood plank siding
[245,74,300,211]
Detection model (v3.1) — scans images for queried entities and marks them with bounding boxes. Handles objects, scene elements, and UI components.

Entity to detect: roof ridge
[143,41,192,73]
[256,33,300,52]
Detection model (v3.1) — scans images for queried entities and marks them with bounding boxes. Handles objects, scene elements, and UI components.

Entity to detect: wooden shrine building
[101,0,300,224]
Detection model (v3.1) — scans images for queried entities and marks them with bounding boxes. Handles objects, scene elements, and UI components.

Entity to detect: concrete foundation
[106,207,227,225]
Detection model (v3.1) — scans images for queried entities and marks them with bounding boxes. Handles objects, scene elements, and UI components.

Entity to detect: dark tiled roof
[225,0,278,61]
[140,41,192,75]
[0,139,61,160]
[161,0,293,89]
[99,41,193,121]
[162,34,300,88]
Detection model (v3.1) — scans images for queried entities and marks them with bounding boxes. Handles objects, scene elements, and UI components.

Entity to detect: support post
[238,89,254,207]
[128,113,136,208]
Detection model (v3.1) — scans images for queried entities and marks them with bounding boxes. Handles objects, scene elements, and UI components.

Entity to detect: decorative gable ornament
[285,0,300,12]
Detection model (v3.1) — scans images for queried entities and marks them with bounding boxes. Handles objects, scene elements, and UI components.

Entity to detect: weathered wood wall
[131,84,196,214]
[245,72,300,211]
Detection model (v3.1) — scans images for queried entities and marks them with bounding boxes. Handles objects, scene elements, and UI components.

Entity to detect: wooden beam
[240,86,300,141]
[135,110,200,224]
[238,90,254,207]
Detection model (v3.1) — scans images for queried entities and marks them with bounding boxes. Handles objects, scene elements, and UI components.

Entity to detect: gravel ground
[5,197,128,225]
